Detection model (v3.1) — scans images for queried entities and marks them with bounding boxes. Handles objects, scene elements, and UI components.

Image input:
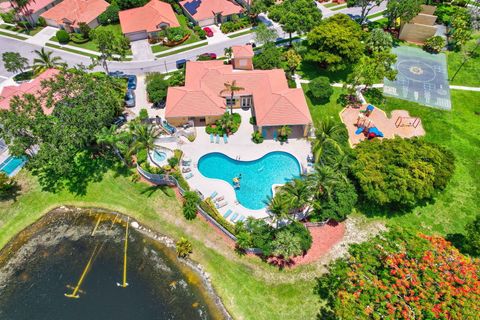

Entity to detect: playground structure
[340,105,425,147]
[65,214,129,299]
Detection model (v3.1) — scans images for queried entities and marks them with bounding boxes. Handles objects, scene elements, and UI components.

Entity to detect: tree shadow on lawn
[298,61,353,83]
[306,89,332,106]
[355,195,438,219]
[140,184,176,198]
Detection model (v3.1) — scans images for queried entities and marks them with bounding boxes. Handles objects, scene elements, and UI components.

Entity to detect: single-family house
[119,0,180,41]
[179,0,244,27]
[41,0,109,32]
[0,69,60,115]
[165,45,313,137]
[5,0,62,24]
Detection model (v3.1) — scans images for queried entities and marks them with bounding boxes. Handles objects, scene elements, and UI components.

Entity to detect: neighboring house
[179,0,244,27]
[5,0,62,24]
[119,0,180,41]
[231,44,254,70]
[0,69,59,115]
[165,45,313,137]
[40,0,109,32]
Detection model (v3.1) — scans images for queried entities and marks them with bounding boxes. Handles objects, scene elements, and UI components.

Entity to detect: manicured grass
[46,43,98,58]
[0,24,44,36]
[297,60,353,83]
[228,29,254,38]
[152,14,202,53]
[155,42,208,57]
[0,167,322,320]
[367,11,385,20]
[0,29,28,40]
[324,2,341,8]
[304,84,480,236]
[447,33,480,87]
[331,4,347,11]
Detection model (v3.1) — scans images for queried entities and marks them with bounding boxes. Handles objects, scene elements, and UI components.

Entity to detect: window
[239,59,247,67]
[226,97,235,106]
[241,96,252,107]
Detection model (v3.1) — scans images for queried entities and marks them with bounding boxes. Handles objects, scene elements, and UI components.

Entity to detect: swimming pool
[153,150,167,163]
[0,156,26,176]
[198,152,301,210]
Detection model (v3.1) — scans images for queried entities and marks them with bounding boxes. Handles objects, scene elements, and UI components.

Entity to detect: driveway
[25,26,58,46]
[130,39,154,61]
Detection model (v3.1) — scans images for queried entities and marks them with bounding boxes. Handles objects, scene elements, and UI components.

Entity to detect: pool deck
[161,109,312,221]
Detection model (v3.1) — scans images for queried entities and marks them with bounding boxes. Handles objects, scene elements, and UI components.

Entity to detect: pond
[0,208,228,320]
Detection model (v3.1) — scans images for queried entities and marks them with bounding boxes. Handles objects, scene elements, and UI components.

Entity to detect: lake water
[0,208,226,320]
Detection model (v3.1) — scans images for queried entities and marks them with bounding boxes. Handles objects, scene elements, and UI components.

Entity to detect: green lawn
[0,30,28,40]
[297,60,353,83]
[228,29,254,38]
[447,33,480,87]
[304,84,480,236]
[331,4,347,11]
[323,2,341,8]
[0,24,44,36]
[367,11,385,20]
[0,168,322,320]
[152,14,202,53]
[154,42,208,57]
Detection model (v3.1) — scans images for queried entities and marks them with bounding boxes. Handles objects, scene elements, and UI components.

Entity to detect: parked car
[203,27,213,37]
[246,40,256,48]
[176,59,189,69]
[108,71,125,78]
[112,114,127,127]
[127,75,137,90]
[124,89,135,107]
[153,100,166,109]
[197,52,217,60]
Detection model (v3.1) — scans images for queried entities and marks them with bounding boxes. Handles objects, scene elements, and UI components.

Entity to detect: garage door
[127,31,147,41]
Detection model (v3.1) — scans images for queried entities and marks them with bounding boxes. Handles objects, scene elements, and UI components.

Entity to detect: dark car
[197,52,217,60]
[124,89,135,107]
[153,100,166,109]
[112,114,127,127]
[203,27,213,37]
[108,71,125,78]
[127,75,137,90]
[176,59,189,69]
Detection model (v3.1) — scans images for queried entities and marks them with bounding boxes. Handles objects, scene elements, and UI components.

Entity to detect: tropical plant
[271,229,303,260]
[176,237,193,258]
[317,229,480,319]
[145,72,169,103]
[385,0,424,28]
[254,23,278,45]
[351,137,455,208]
[182,191,200,220]
[9,0,35,27]
[309,76,333,102]
[98,1,120,25]
[251,130,264,144]
[32,48,64,74]
[312,120,345,164]
[312,177,357,222]
[253,42,283,70]
[347,0,383,24]
[463,214,480,256]
[0,172,18,199]
[365,28,393,53]
[423,35,446,53]
[283,48,302,75]
[127,123,161,163]
[266,193,291,227]
[277,125,292,142]
[346,51,398,89]
[95,125,130,166]
[282,178,310,217]
[91,28,130,72]
[224,47,233,62]
[2,52,29,74]
[219,80,244,114]
[168,156,179,168]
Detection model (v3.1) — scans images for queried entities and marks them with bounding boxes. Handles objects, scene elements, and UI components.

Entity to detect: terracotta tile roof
[8,0,56,14]
[179,0,243,21]
[0,69,60,115]
[41,0,109,28]
[165,61,312,126]
[232,45,254,58]
[119,0,179,34]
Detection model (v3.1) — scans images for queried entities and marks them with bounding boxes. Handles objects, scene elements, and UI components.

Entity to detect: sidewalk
[25,26,57,46]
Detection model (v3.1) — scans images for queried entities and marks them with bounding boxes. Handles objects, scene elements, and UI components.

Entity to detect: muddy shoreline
[0,206,232,320]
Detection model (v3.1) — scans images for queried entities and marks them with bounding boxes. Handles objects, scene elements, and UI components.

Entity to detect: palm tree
[127,123,161,163]
[218,112,234,135]
[312,120,344,164]
[224,47,233,62]
[307,165,342,200]
[9,0,35,28]
[95,125,129,166]
[32,48,64,74]
[282,178,310,218]
[219,80,244,114]
[265,194,290,228]
[278,125,292,141]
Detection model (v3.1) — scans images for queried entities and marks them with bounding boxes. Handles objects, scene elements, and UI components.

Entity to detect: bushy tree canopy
[365,28,393,53]
[0,70,124,192]
[351,137,455,208]
[253,43,283,70]
[146,72,168,103]
[317,229,480,319]
[385,0,424,27]
[309,76,333,102]
[305,14,365,71]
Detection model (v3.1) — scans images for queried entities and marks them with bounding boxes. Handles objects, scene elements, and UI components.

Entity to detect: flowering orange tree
[317,229,480,319]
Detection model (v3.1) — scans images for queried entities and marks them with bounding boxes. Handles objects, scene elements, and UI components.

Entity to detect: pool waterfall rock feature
[0,206,231,320]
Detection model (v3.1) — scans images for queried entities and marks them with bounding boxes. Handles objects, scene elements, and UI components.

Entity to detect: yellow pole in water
[91,214,103,236]
[117,218,129,288]
[65,243,99,299]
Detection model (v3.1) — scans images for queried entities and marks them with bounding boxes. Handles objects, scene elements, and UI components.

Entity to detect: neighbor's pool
[153,150,167,163]
[198,152,301,210]
[0,156,26,176]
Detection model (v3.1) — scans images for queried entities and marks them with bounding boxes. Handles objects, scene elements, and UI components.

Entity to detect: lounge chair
[237,215,245,222]
[210,133,214,143]
[215,134,220,144]
[214,195,224,202]
[185,172,193,179]
[182,167,191,173]
[230,212,239,222]
[223,133,228,144]
[216,201,228,209]
[210,191,218,199]
[223,209,233,218]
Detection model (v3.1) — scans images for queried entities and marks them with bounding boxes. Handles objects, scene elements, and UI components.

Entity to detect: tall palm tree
[224,47,233,62]
[219,80,244,114]
[282,178,310,218]
[9,0,35,28]
[32,48,64,74]
[307,165,342,200]
[312,120,345,164]
[127,123,161,163]
[265,194,290,228]
[95,125,129,166]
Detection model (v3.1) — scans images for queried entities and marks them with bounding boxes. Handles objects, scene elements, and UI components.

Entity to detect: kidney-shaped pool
[198,152,301,210]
